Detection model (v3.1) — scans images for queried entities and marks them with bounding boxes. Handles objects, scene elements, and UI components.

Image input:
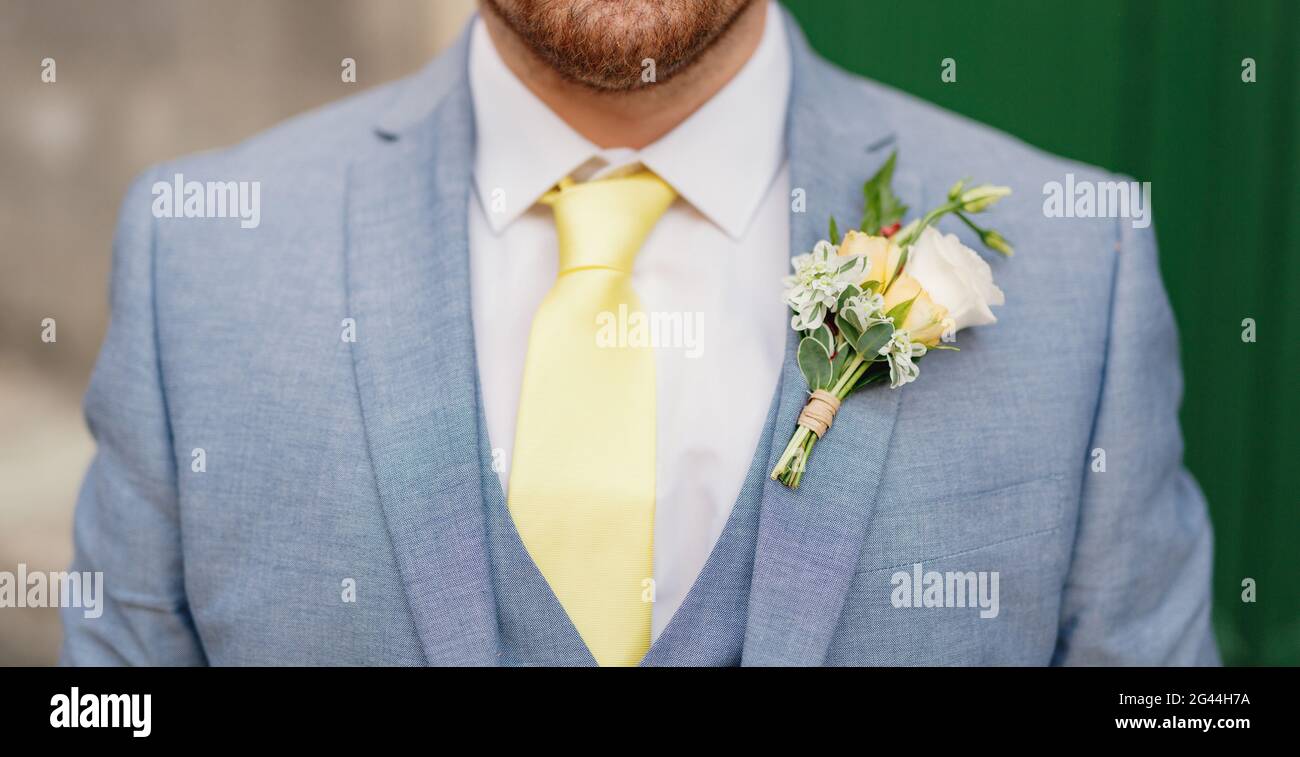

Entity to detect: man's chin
[481,0,755,91]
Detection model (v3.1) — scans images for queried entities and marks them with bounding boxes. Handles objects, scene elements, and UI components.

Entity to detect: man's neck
[478,1,768,150]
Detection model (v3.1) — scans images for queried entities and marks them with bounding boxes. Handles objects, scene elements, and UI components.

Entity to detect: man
[63,0,1217,665]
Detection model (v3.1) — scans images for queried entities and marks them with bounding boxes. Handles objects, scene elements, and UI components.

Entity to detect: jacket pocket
[856,474,1068,573]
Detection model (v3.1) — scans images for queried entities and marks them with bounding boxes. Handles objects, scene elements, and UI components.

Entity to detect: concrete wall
[0,0,476,666]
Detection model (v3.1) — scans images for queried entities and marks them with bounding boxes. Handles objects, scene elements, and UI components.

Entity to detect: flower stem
[833,353,868,397]
[770,351,879,487]
[894,200,962,248]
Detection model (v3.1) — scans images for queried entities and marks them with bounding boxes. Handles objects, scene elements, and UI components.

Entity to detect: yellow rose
[905,298,952,347]
[882,273,951,347]
[837,229,901,289]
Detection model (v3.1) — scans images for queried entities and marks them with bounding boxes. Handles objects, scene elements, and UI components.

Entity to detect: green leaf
[861,280,881,294]
[853,321,895,358]
[835,310,862,349]
[860,151,909,234]
[809,323,834,354]
[828,215,840,246]
[890,245,909,284]
[885,294,918,329]
[797,336,834,390]
[829,339,851,380]
[836,283,862,311]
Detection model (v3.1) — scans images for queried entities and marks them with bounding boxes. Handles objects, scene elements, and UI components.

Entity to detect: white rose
[905,227,1005,333]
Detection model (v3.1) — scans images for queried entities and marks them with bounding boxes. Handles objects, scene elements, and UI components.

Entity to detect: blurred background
[1,0,1295,665]
[0,0,477,665]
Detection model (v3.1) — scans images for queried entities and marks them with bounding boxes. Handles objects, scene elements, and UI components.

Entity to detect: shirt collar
[469,1,791,240]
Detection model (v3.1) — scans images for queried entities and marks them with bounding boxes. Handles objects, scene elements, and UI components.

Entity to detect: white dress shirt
[468,2,791,638]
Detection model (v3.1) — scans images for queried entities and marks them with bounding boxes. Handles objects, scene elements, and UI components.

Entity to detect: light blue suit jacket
[62,12,1218,666]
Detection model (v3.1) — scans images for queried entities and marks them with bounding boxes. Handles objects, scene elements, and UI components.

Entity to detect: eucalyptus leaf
[854,321,895,358]
[797,336,834,390]
[810,323,835,354]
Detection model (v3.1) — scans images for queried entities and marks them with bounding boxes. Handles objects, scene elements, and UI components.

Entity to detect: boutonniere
[771,152,1013,488]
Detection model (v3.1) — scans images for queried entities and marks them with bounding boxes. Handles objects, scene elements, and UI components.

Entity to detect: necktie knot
[541,171,676,274]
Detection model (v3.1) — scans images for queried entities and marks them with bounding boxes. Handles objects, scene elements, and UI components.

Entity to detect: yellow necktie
[507,170,676,667]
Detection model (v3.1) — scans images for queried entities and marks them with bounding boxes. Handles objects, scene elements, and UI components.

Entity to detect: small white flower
[840,291,885,329]
[881,329,927,388]
[782,241,867,331]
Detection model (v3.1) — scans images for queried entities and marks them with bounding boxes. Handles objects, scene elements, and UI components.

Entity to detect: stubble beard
[481,0,756,92]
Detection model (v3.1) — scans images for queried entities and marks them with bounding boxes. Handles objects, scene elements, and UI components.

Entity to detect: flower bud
[959,185,1011,213]
[981,229,1014,256]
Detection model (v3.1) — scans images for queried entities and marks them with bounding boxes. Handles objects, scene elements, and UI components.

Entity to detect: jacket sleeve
[1052,206,1220,665]
[60,170,208,666]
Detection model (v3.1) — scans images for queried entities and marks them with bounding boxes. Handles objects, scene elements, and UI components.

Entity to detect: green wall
[782,0,1298,666]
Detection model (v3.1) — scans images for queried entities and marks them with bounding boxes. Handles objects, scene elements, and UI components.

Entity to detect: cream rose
[837,229,901,289]
[905,227,1005,333]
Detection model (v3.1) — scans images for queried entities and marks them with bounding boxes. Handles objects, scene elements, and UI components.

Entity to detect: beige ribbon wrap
[796,389,842,438]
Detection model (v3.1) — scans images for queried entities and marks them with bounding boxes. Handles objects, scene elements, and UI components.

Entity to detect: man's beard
[481,0,755,92]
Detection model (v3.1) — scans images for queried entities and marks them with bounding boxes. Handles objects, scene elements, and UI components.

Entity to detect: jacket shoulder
[142,70,411,184]
[854,74,1118,187]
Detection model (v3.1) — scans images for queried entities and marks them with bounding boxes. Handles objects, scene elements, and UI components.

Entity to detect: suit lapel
[742,12,919,666]
[345,32,500,666]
